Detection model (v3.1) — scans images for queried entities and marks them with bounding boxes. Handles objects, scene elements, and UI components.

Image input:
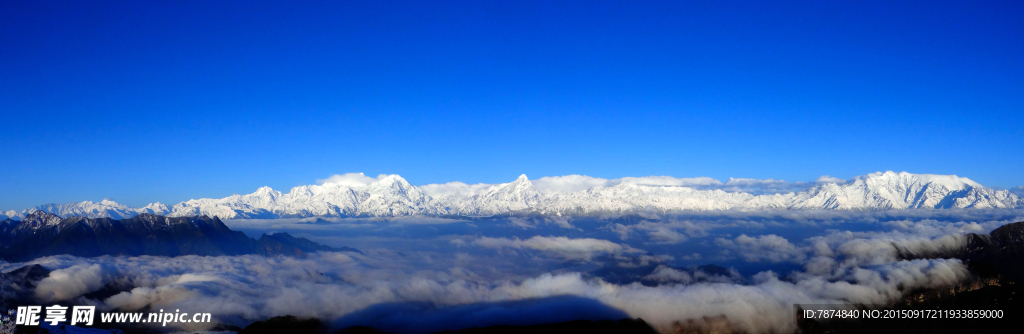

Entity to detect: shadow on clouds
[329,295,629,334]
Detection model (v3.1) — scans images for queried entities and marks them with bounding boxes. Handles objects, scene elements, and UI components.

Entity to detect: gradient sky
[2,0,1022,209]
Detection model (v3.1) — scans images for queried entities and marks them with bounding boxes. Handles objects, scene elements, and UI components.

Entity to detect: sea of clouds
[3,209,1023,333]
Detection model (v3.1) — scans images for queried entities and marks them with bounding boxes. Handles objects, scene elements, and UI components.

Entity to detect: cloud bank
[11,253,970,334]
[472,236,639,260]
[715,234,806,263]
[4,209,1019,333]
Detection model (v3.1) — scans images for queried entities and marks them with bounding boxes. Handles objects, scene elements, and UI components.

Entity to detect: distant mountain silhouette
[0,212,357,262]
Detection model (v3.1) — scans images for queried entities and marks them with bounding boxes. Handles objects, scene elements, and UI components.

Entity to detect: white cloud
[717,177,811,194]
[617,176,723,188]
[642,226,688,244]
[473,236,639,260]
[815,175,847,184]
[1,210,21,220]
[418,182,493,198]
[798,218,997,269]
[829,235,966,267]
[10,227,978,334]
[715,234,806,263]
[803,256,837,276]
[10,210,1020,333]
[724,178,787,187]
[643,265,692,284]
[35,263,109,302]
[316,173,384,187]
[105,285,198,312]
[532,175,615,194]
[604,220,716,244]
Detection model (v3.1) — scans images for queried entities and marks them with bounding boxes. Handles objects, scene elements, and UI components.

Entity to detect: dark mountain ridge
[0,211,357,262]
[956,220,1024,282]
[797,221,1024,333]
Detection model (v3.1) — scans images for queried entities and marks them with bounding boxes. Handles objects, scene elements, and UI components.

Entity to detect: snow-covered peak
[139,202,171,215]
[17,210,64,228]
[480,174,540,202]
[30,199,165,220]
[532,175,724,194]
[367,174,412,189]
[1,210,22,221]
[254,186,277,195]
[363,175,424,199]
[8,171,1022,219]
[440,175,542,215]
[852,171,982,190]
[791,171,1007,210]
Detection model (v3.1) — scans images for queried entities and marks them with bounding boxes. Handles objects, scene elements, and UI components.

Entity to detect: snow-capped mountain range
[2,171,1021,220]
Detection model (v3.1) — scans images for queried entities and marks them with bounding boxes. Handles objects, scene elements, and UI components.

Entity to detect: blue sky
[2,0,1022,209]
